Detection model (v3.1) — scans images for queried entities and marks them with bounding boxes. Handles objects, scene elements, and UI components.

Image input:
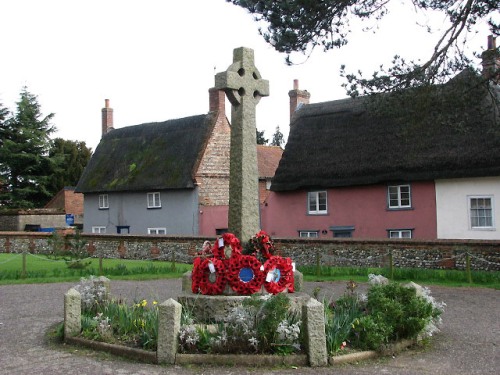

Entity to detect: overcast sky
[0,0,493,151]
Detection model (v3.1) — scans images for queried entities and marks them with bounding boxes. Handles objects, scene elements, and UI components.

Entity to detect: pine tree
[270,126,285,147]
[0,87,56,208]
[256,128,268,145]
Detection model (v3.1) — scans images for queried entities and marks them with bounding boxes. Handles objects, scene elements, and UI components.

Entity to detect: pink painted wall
[261,181,437,239]
[198,205,228,236]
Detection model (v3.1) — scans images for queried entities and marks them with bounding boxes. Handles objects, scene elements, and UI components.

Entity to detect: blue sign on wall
[65,214,75,226]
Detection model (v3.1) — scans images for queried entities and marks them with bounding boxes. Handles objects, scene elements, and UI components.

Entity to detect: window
[148,228,166,235]
[299,231,319,238]
[469,196,494,229]
[388,184,411,209]
[92,226,106,234]
[98,194,109,209]
[308,191,327,214]
[388,229,412,238]
[147,192,161,208]
[330,226,355,238]
[117,226,130,234]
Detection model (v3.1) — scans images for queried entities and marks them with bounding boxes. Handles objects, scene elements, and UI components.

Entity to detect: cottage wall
[262,181,437,239]
[196,114,231,207]
[82,189,199,235]
[436,176,500,239]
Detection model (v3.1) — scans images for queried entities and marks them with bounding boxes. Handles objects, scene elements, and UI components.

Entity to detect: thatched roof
[272,71,500,192]
[76,114,216,193]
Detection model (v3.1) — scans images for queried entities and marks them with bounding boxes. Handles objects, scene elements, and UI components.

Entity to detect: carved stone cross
[215,47,269,242]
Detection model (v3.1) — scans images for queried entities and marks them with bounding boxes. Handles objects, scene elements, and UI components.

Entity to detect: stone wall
[0,232,498,271]
[0,209,66,231]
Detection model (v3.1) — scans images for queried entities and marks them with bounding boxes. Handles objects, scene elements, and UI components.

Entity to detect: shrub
[349,282,443,350]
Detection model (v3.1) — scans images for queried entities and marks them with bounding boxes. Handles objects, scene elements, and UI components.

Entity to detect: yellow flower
[153,300,158,305]
[140,299,147,307]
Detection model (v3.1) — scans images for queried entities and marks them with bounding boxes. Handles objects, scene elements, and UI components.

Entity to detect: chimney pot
[288,79,310,124]
[209,88,225,116]
[481,35,499,83]
[101,99,114,137]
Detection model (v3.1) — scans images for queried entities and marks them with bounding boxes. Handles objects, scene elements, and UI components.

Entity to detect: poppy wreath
[226,254,264,295]
[263,256,295,294]
[191,257,204,294]
[212,233,243,259]
[256,230,274,259]
[246,230,275,260]
[198,258,227,295]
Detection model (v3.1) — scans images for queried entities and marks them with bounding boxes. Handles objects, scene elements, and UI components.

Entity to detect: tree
[229,0,499,94]
[270,125,285,147]
[47,138,92,195]
[256,128,269,144]
[0,102,10,202]
[0,87,56,208]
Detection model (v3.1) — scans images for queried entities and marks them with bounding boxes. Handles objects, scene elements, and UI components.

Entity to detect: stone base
[177,291,312,323]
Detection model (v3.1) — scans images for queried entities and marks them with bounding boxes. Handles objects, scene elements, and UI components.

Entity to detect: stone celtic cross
[215,47,269,242]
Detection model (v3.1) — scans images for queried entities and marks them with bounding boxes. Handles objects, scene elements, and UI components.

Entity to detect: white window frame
[388,184,411,209]
[388,229,412,238]
[308,191,327,214]
[147,192,161,208]
[299,231,319,238]
[468,196,495,230]
[148,228,166,235]
[92,226,106,234]
[98,194,109,209]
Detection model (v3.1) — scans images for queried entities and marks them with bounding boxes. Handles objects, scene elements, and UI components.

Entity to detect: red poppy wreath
[263,256,295,294]
[226,254,264,295]
[198,258,227,295]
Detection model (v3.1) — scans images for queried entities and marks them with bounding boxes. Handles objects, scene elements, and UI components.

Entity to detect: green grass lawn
[0,253,191,285]
[0,253,498,288]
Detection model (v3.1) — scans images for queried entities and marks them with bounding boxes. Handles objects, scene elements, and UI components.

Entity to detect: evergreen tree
[0,87,55,208]
[256,128,268,145]
[47,138,92,194]
[0,102,10,204]
[270,126,285,147]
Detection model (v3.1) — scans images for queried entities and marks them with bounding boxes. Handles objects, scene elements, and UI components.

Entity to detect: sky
[0,0,494,151]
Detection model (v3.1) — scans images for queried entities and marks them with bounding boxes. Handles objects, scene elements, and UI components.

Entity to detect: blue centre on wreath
[273,268,281,282]
[239,267,254,283]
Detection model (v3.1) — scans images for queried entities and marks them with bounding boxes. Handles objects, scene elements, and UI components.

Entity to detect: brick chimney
[288,79,310,123]
[209,87,225,116]
[481,35,500,83]
[101,99,114,137]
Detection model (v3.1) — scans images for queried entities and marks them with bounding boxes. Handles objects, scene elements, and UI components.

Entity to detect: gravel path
[0,279,498,375]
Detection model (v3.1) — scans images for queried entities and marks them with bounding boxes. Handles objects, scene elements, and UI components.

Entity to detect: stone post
[157,298,182,364]
[215,47,269,242]
[302,298,328,367]
[64,288,81,338]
